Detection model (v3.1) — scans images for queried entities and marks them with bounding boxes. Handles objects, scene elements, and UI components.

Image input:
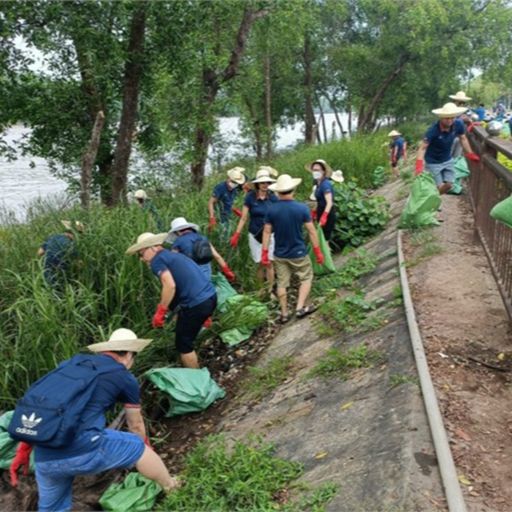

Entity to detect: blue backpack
[8,354,123,448]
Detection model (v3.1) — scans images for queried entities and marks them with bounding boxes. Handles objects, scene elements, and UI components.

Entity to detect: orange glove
[208,217,216,232]
[230,232,240,248]
[466,152,480,162]
[415,159,424,175]
[313,246,324,265]
[203,316,212,329]
[221,264,236,282]
[261,248,270,266]
[152,304,168,328]
[319,212,329,227]
[232,207,242,218]
[10,442,32,487]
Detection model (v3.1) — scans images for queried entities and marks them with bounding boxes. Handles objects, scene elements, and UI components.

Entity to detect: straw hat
[449,91,472,103]
[61,220,84,233]
[432,102,467,118]
[87,328,152,353]
[227,167,246,185]
[126,232,168,255]
[331,170,344,184]
[169,217,199,233]
[134,189,148,200]
[269,174,302,193]
[305,159,333,177]
[309,185,317,201]
[388,130,401,137]
[252,169,276,184]
[257,165,279,177]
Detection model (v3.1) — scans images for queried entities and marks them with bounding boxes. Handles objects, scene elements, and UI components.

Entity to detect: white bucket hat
[269,174,302,193]
[432,102,467,118]
[134,189,148,200]
[227,167,246,185]
[257,165,279,177]
[331,170,344,183]
[169,217,199,233]
[126,232,168,255]
[252,169,276,184]
[388,130,401,137]
[61,220,85,232]
[305,159,333,177]
[449,91,472,103]
[87,328,152,353]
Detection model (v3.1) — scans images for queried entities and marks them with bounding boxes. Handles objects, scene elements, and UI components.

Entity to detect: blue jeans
[426,159,455,186]
[35,429,145,512]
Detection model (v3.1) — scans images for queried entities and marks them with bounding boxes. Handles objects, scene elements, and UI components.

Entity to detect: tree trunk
[244,97,263,159]
[315,92,327,144]
[303,32,315,144]
[264,52,272,159]
[325,91,344,137]
[348,95,353,134]
[110,2,146,206]
[80,110,105,209]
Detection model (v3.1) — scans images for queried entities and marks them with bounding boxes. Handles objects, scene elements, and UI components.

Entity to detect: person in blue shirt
[262,174,324,324]
[168,216,236,282]
[38,220,82,286]
[474,104,486,122]
[208,167,246,231]
[9,328,180,511]
[230,168,278,288]
[127,233,217,369]
[415,102,480,195]
[387,131,407,176]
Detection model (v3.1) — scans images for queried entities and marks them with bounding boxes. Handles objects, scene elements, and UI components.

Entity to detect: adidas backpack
[8,354,123,448]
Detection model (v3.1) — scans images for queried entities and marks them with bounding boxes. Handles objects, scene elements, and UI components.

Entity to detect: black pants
[317,207,337,241]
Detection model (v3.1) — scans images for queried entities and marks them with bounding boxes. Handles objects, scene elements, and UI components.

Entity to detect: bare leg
[256,265,265,283]
[180,351,200,369]
[265,264,275,289]
[136,446,180,492]
[277,287,288,316]
[296,279,313,311]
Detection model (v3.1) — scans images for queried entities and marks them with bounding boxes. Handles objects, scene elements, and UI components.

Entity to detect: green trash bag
[219,326,253,346]
[399,172,441,229]
[490,195,512,228]
[145,367,226,416]
[448,156,470,195]
[309,226,336,275]
[0,411,17,470]
[99,473,162,512]
[211,273,238,313]
[372,165,387,188]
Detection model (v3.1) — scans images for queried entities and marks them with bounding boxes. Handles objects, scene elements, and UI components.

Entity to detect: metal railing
[468,126,512,320]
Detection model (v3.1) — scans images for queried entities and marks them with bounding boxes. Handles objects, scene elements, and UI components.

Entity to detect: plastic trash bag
[448,156,470,195]
[399,172,441,228]
[99,473,162,512]
[490,195,512,228]
[145,367,226,416]
[0,411,17,470]
[211,273,238,313]
[309,226,336,275]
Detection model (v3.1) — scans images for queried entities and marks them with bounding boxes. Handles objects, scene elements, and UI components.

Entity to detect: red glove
[232,207,242,218]
[152,304,168,328]
[391,158,397,166]
[415,159,424,175]
[203,316,212,329]
[319,212,329,227]
[10,442,32,487]
[261,248,270,266]
[221,264,236,282]
[208,217,216,232]
[466,152,480,162]
[144,436,152,449]
[230,232,240,248]
[313,246,324,265]
[310,209,317,221]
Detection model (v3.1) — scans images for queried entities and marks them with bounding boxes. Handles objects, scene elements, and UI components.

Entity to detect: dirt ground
[403,191,512,512]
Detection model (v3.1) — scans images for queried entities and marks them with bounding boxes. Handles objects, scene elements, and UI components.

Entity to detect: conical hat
[88,328,152,353]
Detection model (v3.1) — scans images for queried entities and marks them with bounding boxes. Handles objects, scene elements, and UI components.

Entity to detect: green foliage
[389,373,419,389]
[309,344,382,380]
[242,356,294,402]
[406,228,443,267]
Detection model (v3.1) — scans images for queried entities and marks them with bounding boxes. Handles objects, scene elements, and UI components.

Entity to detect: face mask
[313,171,322,180]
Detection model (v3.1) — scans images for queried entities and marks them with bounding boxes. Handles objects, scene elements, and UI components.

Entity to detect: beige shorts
[273,256,313,289]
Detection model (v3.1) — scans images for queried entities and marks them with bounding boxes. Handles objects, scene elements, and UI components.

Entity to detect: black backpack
[192,238,213,265]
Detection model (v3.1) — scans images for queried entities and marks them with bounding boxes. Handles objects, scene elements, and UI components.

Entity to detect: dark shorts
[175,295,217,353]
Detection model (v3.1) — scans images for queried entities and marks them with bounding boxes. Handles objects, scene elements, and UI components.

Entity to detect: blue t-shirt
[172,231,212,280]
[424,119,465,164]
[212,181,239,222]
[474,107,486,121]
[35,354,139,462]
[390,137,405,159]
[42,234,76,269]
[265,200,311,259]
[243,190,278,236]
[150,249,216,308]
[314,179,335,212]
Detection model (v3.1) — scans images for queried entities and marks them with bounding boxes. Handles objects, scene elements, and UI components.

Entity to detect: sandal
[278,314,290,324]
[296,305,317,319]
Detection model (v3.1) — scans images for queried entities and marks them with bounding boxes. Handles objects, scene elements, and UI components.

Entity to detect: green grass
[309,344,383,380]
[242,356,295,402]
[389,373,419,388]
[159,435,337,511]
[406,228,443,267]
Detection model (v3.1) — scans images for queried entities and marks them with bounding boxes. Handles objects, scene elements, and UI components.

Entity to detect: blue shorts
[425,160,455,186]
[35,429,145,512]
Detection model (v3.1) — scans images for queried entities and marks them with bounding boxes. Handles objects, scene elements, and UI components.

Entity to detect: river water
[0,113,348,220]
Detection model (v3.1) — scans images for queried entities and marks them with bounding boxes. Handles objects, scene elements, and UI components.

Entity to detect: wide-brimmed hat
[252,169,276,184]
[87,328,152,353]
[388,130,401,137]
[61,220,84,233]
[126,232,168,255]
[257,165,279,177]
[305,159,333,177]
[269,174,302,193]
[309,185,317,201]
[134,189,148,200]
[432,102,467,118]
[227,167,246,185]
[449,91,472,103]
[169,216,199,233]
[331,170,344,183]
